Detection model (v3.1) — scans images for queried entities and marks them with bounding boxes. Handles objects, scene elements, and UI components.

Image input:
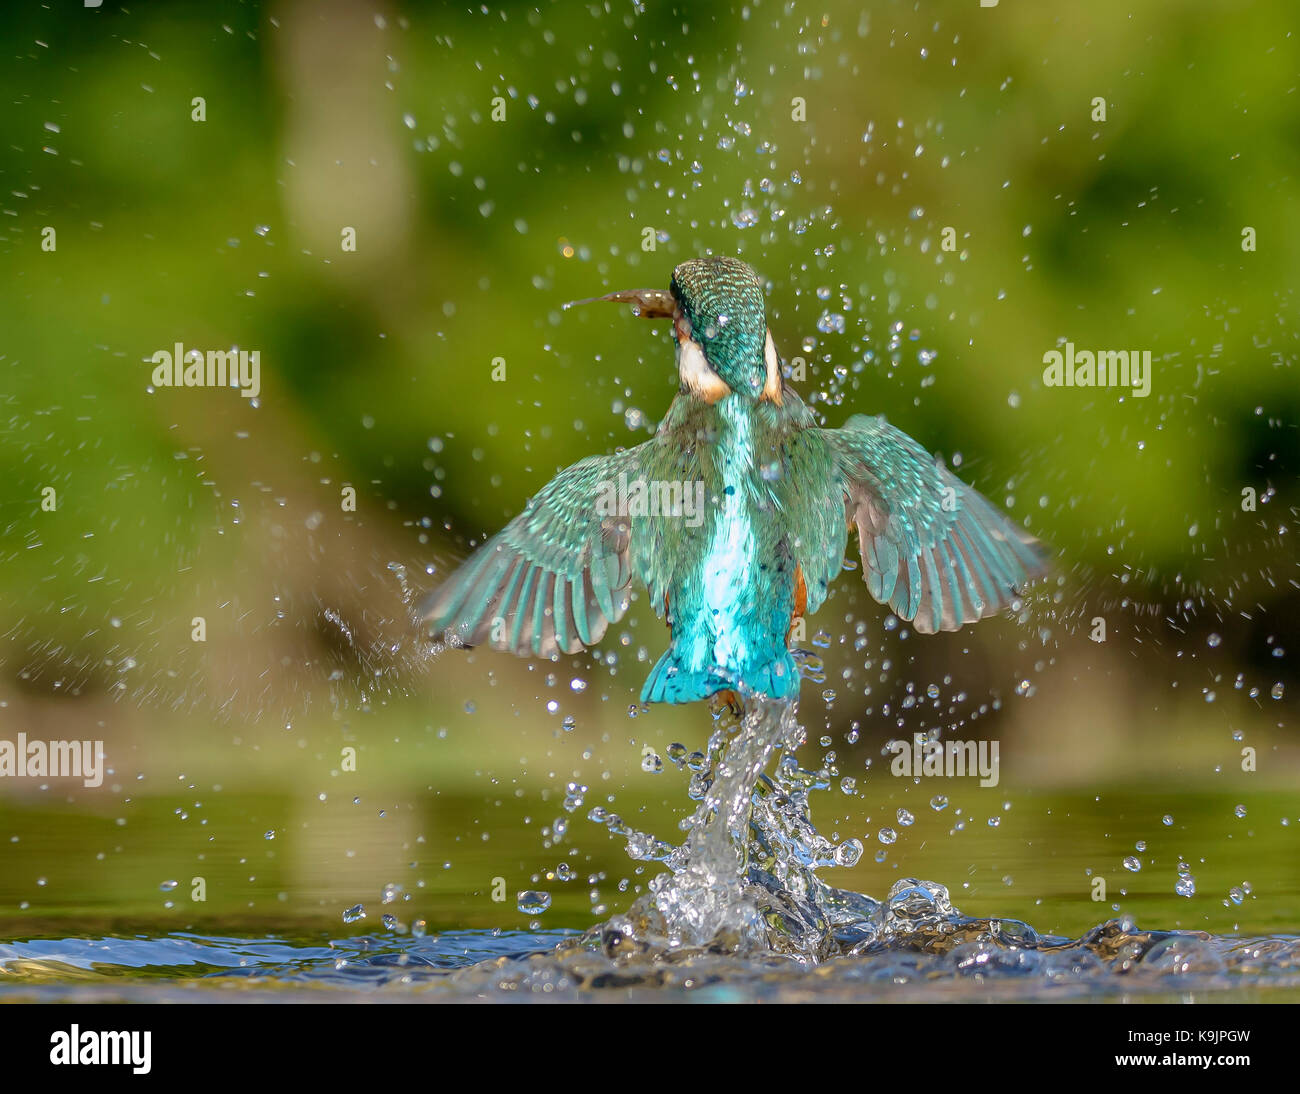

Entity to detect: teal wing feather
[825,415,1048,634]
[420,449,645,658]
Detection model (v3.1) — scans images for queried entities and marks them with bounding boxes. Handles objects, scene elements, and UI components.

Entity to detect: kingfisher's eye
[717,313,730,327]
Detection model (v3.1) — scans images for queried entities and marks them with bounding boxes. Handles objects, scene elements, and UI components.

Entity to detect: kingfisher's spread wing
[824,415,1048,634]
[420,450,645,657]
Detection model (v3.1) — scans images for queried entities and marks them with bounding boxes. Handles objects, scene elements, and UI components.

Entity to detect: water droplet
[562,782,587,812]
[834,838,863,867]
[517,890,551,915]
[343,903,366,924]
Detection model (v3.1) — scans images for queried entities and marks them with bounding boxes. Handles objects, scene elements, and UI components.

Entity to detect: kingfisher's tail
[640,646,800,705]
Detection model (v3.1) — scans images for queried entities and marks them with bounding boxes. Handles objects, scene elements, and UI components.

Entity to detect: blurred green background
[0,0,1296,946]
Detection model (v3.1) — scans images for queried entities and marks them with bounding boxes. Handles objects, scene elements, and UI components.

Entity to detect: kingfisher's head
[566,255,782,404]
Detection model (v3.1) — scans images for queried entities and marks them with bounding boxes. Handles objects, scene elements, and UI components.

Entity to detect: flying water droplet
[517,891,551,915]
[834,838,863,867]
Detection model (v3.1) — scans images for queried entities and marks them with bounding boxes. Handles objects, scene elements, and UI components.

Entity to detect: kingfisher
[421,256,1047,704]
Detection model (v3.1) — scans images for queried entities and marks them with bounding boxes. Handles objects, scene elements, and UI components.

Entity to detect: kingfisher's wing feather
[825,415,1048,634]
[419,450,645,657]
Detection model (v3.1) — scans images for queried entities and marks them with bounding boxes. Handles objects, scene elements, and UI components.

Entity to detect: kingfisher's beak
[562,288,676,319]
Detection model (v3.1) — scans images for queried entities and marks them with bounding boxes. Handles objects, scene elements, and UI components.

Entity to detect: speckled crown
[670,257,767,392]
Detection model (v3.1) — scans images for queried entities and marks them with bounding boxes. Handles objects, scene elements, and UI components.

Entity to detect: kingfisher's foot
[709,689,743,719]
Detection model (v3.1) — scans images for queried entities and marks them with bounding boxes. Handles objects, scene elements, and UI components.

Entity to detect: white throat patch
[762,331,783,403]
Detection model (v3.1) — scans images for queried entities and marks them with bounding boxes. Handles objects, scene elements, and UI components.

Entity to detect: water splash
[597,696,813,955]
[574,693,978,962]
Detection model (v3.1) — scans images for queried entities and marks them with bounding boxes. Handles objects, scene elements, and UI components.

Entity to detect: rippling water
[2,909,1297,1003]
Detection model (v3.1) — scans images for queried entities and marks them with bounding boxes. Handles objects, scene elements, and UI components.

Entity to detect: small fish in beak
[562,288,676,319]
